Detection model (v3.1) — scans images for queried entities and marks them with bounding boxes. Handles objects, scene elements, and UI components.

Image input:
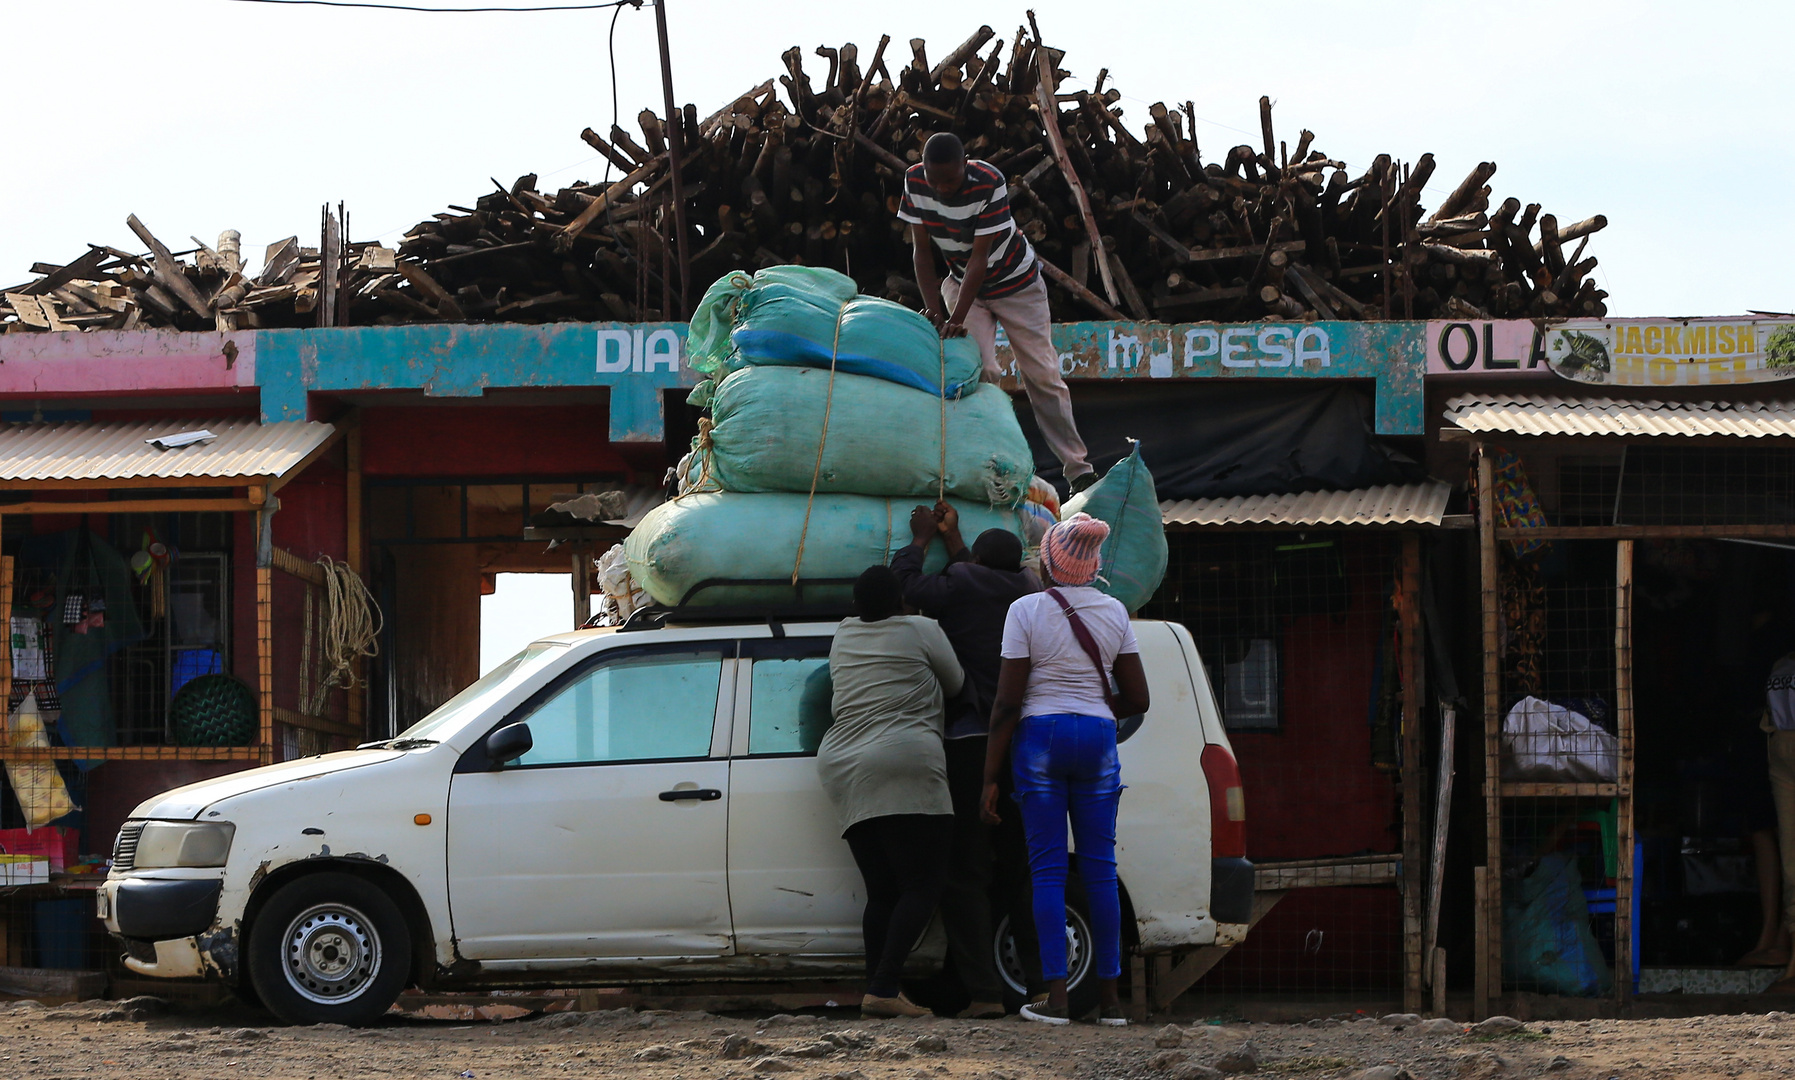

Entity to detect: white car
[98,615,1253,1025]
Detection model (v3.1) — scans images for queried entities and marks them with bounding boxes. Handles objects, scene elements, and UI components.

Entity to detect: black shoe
[1069,471,1098,494]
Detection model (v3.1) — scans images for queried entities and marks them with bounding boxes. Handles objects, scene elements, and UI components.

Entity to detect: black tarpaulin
[1016,383,1425,500]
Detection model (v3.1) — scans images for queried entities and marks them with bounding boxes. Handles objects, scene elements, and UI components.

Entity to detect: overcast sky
[4,0,1788,318]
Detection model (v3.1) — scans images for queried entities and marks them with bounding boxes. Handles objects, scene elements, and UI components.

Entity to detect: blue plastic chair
[1582,842,1644,992]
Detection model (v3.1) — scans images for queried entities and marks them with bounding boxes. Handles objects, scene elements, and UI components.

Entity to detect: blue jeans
[1011,713,1123,982]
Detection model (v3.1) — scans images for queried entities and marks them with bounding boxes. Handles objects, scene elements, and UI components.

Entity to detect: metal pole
[653,0,691,318]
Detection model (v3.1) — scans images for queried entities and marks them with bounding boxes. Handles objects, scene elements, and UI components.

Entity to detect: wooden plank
[1473,866,1489,1020]
[124,215,211,318]
[20,248,110,297]
[1499,782,1620,798]
[274,707,361,741]
[1615,539,1636,1002]
[1184,240,1305,264]
[1147,891,1284,1011]
[1498,524,1795,541]
[1033,49,1118,307]
[1255,862,1399,889]
[1425,705,1457,983]
[556,154,669,246]
[1038,257,1126,321]
[1252,853,1400,869]
[1399,532,1425,1013]
[0,498,256,515]
[270,547,328,587]
[4,294,51,329]
[1477,447,1503,1014]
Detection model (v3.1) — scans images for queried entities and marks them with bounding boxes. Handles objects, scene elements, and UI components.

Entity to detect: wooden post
[1615,539,1635,1001]
[345,419,365,741]
[256,506,276,766]
[0,545,12,725]
[572,544,591,630]
[1399,532,1425,1013]
[1431,947,1448,1017]
[1476,446,1502,1015]
[1426,705,1457,984]
[1473,866,1489,1020]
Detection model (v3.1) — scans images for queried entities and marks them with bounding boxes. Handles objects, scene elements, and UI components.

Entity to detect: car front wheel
[247,872,411,1026]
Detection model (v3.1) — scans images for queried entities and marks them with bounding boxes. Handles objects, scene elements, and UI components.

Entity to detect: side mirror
[484,723,533,767]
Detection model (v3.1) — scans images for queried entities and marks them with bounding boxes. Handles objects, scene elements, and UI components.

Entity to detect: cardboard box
[0,856,49,886]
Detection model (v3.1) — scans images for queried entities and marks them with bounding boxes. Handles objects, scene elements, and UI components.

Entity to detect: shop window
[1219,638,1280,730]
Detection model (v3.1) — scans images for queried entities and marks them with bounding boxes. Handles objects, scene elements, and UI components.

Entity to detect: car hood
[128,749,406,820]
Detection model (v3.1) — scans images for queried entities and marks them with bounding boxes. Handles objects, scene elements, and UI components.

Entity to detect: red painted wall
[1202,537,1403,992]
[361,405,658,480]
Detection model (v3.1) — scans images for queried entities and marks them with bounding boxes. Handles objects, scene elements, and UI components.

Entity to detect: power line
[223,0,639,13]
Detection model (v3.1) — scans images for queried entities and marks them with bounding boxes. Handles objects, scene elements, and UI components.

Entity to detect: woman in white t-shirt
[981,513,1150,1025]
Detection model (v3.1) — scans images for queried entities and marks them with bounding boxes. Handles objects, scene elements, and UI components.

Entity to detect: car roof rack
[617,577,858,634]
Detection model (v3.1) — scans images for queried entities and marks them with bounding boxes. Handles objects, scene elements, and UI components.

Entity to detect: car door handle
[658,788,722,802]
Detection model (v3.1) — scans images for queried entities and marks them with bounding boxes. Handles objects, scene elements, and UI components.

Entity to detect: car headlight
[133,822,236,868]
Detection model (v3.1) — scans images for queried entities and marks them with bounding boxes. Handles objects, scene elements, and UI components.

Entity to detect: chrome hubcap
[283,903,380,1004]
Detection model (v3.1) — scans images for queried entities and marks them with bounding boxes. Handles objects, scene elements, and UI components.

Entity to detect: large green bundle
[627,492,1025,608]
[1061,441,1168,613]
[687,266,983,397]
[685,366,1034,506]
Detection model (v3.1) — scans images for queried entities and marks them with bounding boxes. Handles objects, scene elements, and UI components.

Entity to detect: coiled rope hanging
[304,556,383,715]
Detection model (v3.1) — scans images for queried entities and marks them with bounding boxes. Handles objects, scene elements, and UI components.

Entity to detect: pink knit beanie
[1041,512,1109,587]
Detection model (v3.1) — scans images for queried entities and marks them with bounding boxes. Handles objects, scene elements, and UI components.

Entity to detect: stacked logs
[1,21,1606,333]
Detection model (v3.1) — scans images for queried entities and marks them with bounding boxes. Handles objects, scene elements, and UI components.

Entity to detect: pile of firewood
[1,18,1606,333]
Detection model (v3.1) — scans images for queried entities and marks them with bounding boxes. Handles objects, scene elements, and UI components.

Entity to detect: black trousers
[844,813,953,999]
[944,736,1042,1000]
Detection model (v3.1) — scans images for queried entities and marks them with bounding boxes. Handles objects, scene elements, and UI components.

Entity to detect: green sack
[685,366,1034,506]
[626,491,1025,608]
[687,266,983,397]
[1061,441,1168,613]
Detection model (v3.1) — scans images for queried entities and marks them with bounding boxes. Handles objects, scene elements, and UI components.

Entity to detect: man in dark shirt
[891,502,1041,1015]
[899,132,1094,493]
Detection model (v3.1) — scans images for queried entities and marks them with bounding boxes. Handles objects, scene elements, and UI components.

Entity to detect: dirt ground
[6,996,1795,1080]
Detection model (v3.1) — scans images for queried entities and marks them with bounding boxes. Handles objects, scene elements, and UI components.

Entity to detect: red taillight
[1201,744,1247,858]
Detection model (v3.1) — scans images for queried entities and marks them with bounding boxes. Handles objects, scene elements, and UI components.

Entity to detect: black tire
[993,872,1100,1020]
[247,872,411,1026]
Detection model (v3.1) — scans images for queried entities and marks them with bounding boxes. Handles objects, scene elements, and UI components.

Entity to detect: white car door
[725,636,865,955]
[446,642,735,961]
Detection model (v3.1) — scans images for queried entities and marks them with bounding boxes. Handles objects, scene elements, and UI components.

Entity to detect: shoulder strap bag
[1045,587,1123,717]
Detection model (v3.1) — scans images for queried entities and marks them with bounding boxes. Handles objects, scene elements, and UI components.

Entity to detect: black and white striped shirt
[897,160,1039,301]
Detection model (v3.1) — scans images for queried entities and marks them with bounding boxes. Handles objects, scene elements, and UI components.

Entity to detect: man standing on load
[900,131,1097,494]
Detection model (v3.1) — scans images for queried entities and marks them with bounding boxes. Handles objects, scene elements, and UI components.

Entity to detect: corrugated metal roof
[0,418,336,482]
[1160,481,1452,527]
[1443,394,1795,439]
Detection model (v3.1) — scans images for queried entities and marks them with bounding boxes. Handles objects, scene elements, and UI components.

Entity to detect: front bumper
[112,934,208,978]
[100,874,224,979]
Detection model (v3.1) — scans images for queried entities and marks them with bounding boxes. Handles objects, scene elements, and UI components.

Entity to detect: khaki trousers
[1770,730,1795,925]
[941,273,1092,481]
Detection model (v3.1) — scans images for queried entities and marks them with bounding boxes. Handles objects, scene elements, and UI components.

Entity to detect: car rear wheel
[993,873,1099,1020]
[247,872,411,1026]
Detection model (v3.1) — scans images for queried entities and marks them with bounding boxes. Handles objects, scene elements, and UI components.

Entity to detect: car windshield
[389,642,569,744]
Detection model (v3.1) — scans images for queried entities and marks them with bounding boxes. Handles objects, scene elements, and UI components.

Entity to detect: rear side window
[744,639,833,756]
[515,648,725,766]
